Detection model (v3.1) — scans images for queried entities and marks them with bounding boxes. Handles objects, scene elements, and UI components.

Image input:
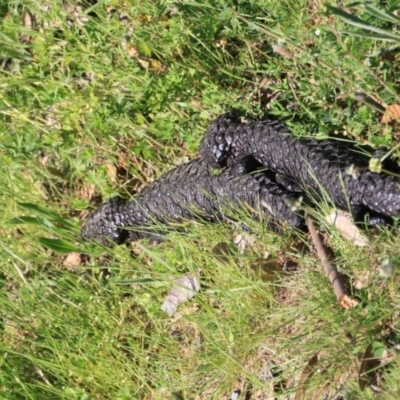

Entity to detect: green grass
[1,0,400,398]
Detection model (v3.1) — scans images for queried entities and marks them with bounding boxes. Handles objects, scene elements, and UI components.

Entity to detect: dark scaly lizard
[83,113,400,245]
[82,157,303,245]
[200,113,400,218]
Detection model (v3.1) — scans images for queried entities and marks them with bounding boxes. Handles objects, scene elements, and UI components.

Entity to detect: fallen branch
[306,214,358,309]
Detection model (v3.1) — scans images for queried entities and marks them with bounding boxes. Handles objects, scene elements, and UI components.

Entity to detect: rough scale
[82,157,303,245]
[82,113,400,245]
[200,113,400,217]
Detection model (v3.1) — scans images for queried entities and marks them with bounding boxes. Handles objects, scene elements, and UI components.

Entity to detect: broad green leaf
[327,5,400,42]
[364,4,400,24]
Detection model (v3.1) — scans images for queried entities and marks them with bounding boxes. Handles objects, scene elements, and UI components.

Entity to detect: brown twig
[306,214,358,309]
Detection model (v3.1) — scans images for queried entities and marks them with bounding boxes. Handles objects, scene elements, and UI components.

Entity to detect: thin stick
[306,214,358,309]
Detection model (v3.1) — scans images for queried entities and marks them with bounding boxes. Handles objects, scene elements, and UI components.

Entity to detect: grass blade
[17,202,79,232]
[38,238,82,254]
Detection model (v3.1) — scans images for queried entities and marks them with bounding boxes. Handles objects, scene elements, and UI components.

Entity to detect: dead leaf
[117,152,130,170]
[78,183,95,201]
[37,153,63,176]
[149,59,165,74]
[20,12,36,44]
[325,211,369,247]
[46,166,65,178]
[272,43,293,59]
[212,242,238,265]
[44,104,64,130]
[359,343,382,391]
[138,14,152,23]
[295,353,319,400]
[63,252,81,267]
[190,98,202,109]
[161,275,200,316]
[252,77,281,107]
[381,104,400,124]
[64,4,76,14]
[215,38,227,48]
[354,270,371,290]
[23,11,35,29]
[379,258,394,278]
[39,155,49,166]
[105,163,117,182]
[138,58,149,70]
[233,232,256,253]
[127,45,138,58]
[249,258,282,282]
